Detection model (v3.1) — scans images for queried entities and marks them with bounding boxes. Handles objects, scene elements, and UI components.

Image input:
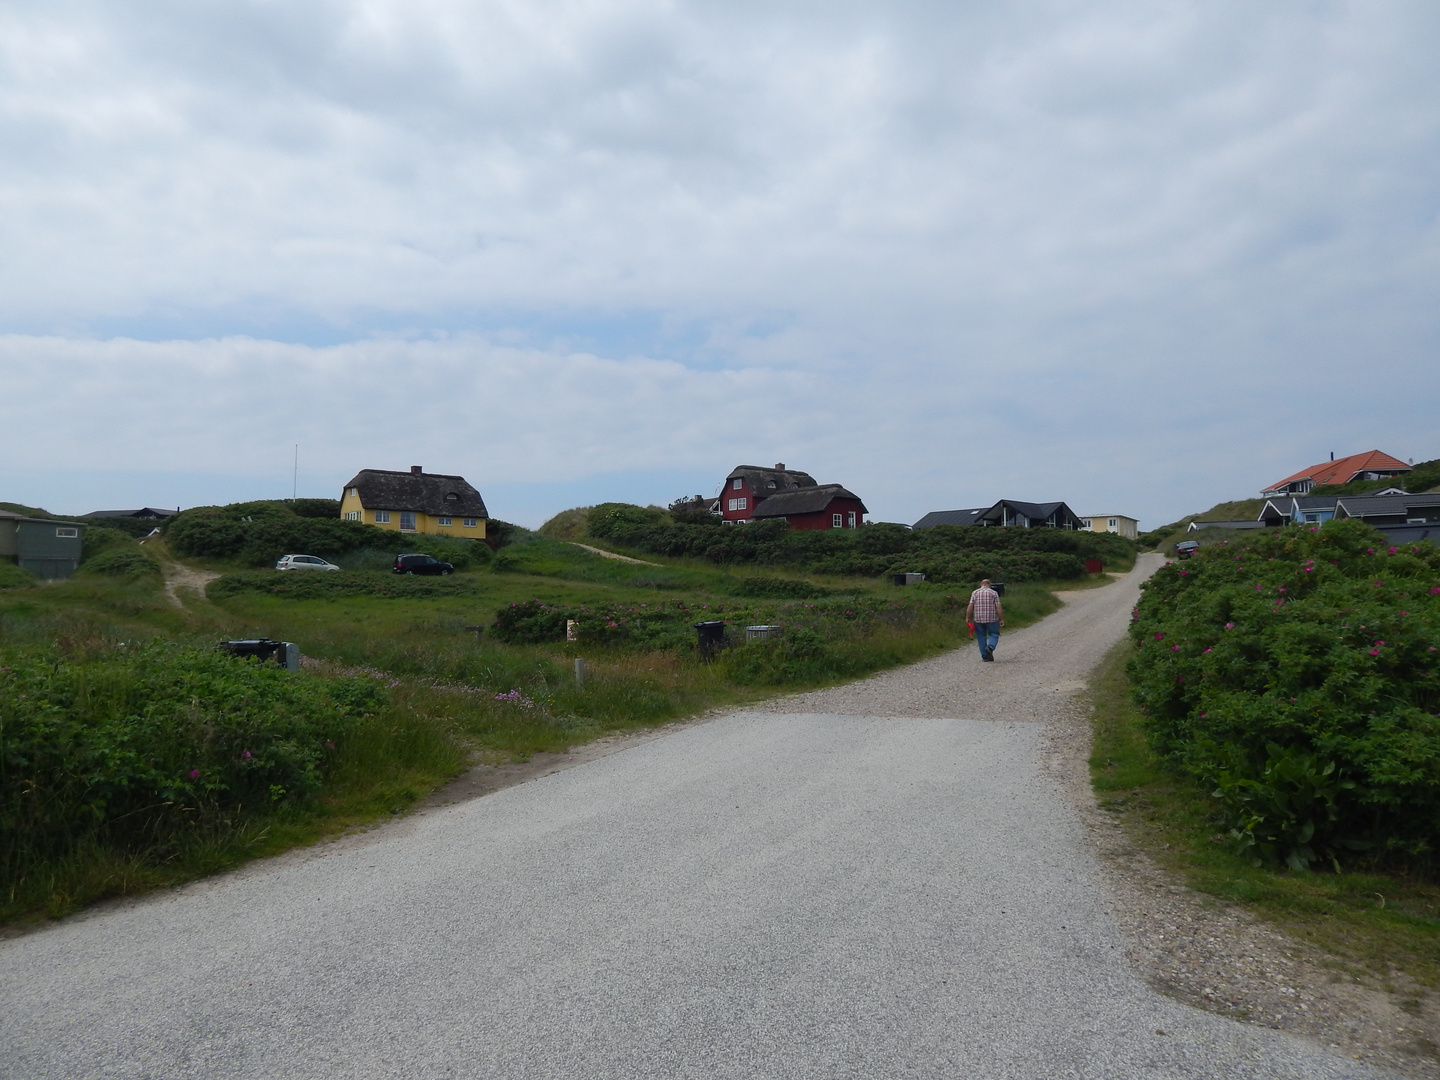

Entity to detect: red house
[715,463,867,530]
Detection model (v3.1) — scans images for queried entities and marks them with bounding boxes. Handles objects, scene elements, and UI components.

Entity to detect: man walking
[965,579,1004,662]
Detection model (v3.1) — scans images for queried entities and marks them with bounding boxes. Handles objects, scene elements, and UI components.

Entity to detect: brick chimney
[774,462,785,471]
[411,465,423,474]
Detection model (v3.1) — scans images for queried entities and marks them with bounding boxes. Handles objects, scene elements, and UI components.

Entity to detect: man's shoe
[983,649,994,661]
[982,652,993,662]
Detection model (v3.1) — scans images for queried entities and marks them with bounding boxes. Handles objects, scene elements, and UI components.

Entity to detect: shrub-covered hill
[559,502,1135,585]
[1128,519,1440,871]
[164,500,486,569]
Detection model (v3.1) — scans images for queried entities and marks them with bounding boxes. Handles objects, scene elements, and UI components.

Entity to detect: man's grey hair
[980,578,991,586]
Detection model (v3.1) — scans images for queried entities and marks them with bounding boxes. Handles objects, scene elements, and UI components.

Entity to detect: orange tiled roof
[1264,450,1410,493]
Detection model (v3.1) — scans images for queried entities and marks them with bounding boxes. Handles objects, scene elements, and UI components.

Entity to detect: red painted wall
[772,498,866,531]
[720,477,755,522]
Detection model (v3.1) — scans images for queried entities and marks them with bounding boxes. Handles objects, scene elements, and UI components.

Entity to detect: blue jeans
[975,622,1000,657]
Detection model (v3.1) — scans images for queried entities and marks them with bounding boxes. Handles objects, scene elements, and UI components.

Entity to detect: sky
[2,0,1437,529]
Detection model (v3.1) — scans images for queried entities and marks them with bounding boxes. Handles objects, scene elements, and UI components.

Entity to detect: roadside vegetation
[1095,519,1440,988]
[2,500,1112,925]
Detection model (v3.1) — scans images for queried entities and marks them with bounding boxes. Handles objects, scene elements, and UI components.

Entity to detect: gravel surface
[0,557,1403,1078]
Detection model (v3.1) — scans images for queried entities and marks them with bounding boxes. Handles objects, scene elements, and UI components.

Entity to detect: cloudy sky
[2,0,1436,528]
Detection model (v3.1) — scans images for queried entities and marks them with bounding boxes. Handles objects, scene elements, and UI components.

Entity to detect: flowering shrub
[1,640,386,879]
[1128,520,1440,869]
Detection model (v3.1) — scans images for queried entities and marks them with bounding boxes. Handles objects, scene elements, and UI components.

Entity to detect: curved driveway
[0,557,1394,1079]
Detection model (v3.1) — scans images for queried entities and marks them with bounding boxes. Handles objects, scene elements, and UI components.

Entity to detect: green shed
[0,510,86,580]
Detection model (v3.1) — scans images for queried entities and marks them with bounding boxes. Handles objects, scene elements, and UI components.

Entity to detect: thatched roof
[345,468,488,518]
[752,484,867,518]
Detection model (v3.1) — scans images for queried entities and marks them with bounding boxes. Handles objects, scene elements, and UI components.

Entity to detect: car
[392,553,454,576]
[1173,540,1200,559]
[275,554,340,571]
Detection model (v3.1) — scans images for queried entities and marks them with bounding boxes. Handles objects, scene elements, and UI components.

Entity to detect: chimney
[411,465,423,474]
[774,462,785,471]
[1330,452,1334,461]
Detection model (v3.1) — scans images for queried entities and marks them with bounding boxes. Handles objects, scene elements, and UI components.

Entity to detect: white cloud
[1,0,1438,527]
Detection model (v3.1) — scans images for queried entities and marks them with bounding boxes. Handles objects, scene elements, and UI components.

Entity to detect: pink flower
[1369,649,1380,656]
[240,750,252,760]
[1172,645,1180,652]
[1203,648,1213,654]
[1225,622,1234,630]
[1154,632,1165,640]
[188,769,200,779]
[1389,547,1397,555]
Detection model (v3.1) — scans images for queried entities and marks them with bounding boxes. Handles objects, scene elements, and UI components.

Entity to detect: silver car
[275,554,340,571]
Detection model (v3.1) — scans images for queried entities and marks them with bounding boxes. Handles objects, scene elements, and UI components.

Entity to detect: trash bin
[218,639,297,670]
[745,625,782,642]
[992,582,1006,597]
[695,621,726,660]
[892,572,926,585]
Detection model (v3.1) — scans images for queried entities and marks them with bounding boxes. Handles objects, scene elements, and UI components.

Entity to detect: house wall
[1080,516,1138,540]
[339,488,486,539]
[720,477,756,522]
[14,519,84,579]
[778,498,866,531]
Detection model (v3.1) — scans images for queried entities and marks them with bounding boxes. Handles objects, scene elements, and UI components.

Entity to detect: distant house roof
[751,484,867,518]
[913,508,988,529]
[85,507,176,519]
[0,510,85,527]
[1371,523,1440,545]
[975,500,1084,529]
[345,468,489,519]
[726,464,818,496]
[1187,519,1268,532]
[1262,450,1411,496]
[1334,492,1440,520]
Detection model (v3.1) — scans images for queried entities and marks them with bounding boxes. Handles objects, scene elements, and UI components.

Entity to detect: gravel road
[0,557,1397,1079]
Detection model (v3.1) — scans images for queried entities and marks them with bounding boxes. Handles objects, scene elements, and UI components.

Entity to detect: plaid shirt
[968,586,1001,623]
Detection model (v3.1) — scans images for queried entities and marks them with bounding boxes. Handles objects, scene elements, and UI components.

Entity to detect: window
[1108,518,1116,529]
[445,492,458,501]
[833,513,843,528]
[438,516,452,526]
[346,487,357,496]
[1081,519,1091,529]
[374,510,390,524]
[56,527,78,538]
[727,497,748,511]
[463,517,477,527]
[400,512,417,531]
[848,511,856,528]
[345,511,360,521]
[732,478,743,490]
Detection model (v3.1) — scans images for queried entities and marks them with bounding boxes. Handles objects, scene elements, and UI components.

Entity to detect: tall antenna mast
[293,444,298,501]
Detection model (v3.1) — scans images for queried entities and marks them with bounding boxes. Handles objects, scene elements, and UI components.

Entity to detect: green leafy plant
[1128,519,1440,870]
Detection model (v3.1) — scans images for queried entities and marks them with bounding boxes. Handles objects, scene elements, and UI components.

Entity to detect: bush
[81,527,137,563]
[0,562,34,589]
[80,547,162,578]
[207,571,486,600]
[732,576,834,599]
[0,640,385,880]
[572,502,1131,582]
[1127,520,1440,870]
[165,502,395,567]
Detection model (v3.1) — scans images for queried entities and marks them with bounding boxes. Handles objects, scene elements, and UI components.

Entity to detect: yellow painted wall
[1082,515,1138,540]
[339,488,486,539]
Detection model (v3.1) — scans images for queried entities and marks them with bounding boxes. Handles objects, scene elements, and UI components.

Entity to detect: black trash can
[992,581,1006,597]
[695,621,726,659]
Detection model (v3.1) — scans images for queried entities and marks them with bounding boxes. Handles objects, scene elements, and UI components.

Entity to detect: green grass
[1089,640,1440,989]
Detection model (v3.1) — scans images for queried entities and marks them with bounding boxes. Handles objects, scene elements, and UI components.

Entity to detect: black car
[1174,540,1200,559]
[392,553,454,576]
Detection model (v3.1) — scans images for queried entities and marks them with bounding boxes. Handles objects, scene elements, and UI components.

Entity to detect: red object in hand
[967,621,975,639]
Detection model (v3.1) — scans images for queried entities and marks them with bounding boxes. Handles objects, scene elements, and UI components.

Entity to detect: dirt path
[568,542,660,566]
[159,560,220,607]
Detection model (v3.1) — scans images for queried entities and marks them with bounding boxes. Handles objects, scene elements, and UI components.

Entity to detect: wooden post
[574,657,585,688]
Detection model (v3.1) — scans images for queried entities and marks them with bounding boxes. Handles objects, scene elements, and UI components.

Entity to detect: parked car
[392,553,454,576]
[275,554,340,571]
[1173,540,1200,559]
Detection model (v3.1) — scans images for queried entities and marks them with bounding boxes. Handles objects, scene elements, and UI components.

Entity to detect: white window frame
[463,517,477,527]
[374,510,390,524]
[732,478,743,490]
[1108,518,1117,529]
[438,516,452,527]
[56,527,79,538]
[848,511,856,528]
[345,511,360,521]
[832,513,843,528]
[400,511,417,531]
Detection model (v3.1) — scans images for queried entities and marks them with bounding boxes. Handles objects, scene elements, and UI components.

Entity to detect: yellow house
[340,466,488,540]
[1079,514,1138,541]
